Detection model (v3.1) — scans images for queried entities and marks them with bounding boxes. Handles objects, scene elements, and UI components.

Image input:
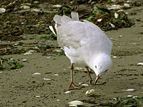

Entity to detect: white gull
[50,12,112,90]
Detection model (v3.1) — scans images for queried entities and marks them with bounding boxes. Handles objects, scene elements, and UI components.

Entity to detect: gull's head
[89,53,112,76]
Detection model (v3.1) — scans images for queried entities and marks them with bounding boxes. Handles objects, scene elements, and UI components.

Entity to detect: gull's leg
[85,66,93,84]
[94,75,100,84]
[68,63,79,90]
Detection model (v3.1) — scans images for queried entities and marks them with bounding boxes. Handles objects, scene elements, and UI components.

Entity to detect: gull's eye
[95,65,97,69]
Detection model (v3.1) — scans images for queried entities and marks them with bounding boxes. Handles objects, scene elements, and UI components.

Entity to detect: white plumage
[51,12,112,90]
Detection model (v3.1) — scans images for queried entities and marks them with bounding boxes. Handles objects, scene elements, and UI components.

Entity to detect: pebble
[68,100,84,107]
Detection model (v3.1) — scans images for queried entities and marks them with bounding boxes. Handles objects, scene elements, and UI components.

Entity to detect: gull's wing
[53,13,112,54]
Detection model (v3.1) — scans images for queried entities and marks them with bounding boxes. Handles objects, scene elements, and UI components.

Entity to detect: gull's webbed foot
[68,81,81,90]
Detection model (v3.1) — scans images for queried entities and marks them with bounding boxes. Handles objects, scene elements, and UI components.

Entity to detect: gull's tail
[53,12,79,25]
[49,12,79,35]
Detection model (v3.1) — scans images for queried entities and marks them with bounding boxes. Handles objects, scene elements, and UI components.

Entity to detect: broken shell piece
[85,89,95,96]
[109,23,115,28]
[97,18,102,22]
[35,95,40,98]
[123,89,136,92]
[124,3,131,9]
[108,4,122,10]
[0,8,6,14]
[119,35,123,38]
[137,62,143,66]
[49,26,56,35]
[81,83,89,87]
[114,12,119,19]
[24,50,35,55]
[56,99,60,102]
[68,100,84,107]
[22,58,27,62]
[53,4,62,8]
[32,72,41,75]
[113,56,117,58]
[43,78,51,81]
[127,95,133,97]
[54,73,59,76]
[64,91,71,94]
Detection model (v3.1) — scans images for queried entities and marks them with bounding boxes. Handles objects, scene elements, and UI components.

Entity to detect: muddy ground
[0,0,143,107]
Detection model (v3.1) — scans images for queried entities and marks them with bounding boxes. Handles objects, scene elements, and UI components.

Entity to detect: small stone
[68,100,84,107]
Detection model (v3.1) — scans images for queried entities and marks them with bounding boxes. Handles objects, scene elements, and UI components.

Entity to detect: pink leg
[68,63,80,90]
